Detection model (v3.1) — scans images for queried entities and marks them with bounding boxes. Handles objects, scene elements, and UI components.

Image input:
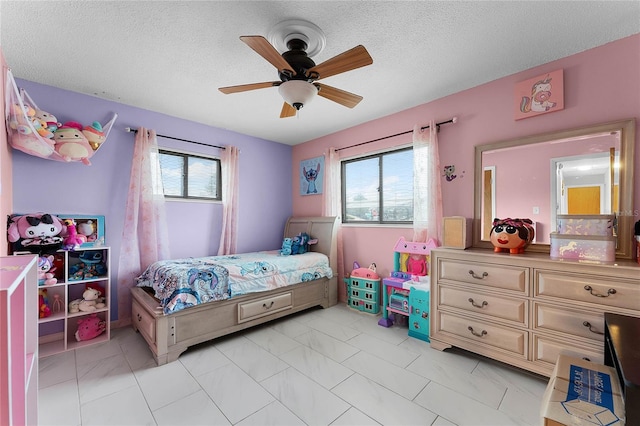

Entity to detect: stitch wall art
[514,69,564,120]
[299,156,324,195]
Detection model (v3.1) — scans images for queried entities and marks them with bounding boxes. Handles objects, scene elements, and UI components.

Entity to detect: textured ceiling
[1,1,639,145]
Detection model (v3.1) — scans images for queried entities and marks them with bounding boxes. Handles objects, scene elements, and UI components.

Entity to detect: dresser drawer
[238,292,292,323]
[132,300,156,344]
[531,334,603,368]
[533,302,604,343]
[436,311,527,356]
[535,270,640,310]
[437,259,528,294]
[439,285,527,325]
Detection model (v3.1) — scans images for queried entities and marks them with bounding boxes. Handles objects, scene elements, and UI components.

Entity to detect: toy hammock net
[4,69,117,165]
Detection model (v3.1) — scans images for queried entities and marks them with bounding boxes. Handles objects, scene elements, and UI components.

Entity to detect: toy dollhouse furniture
[346,274,381,314]
[0,255,38,426]
[378,237,437,343]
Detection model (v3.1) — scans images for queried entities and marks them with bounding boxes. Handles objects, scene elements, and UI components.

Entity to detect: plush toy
[68,250,106,280]
[7,213,65,254]
[53,123,94,165]
[82,121,106,150]
[290,232,318,255]
[69,287,105,314]
[85,283,106,308]
[79,288,104,312]
[77,220,96,241]
[8,103,36,135]
[9,131,55,158]
[280,237,293,256]
[490,218,536,254]
[75,314,106,342]
[61,218,86,250]
[38,288,51,318]
[406,254,427,276]
[68,299,80,314]
[35,109,61,134]
[37,255,58,286]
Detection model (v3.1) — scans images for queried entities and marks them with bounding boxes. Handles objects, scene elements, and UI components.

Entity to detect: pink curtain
[117,127,170,321]
[322,147,346,302]
[218,146,239,255]
[412,122,443,244]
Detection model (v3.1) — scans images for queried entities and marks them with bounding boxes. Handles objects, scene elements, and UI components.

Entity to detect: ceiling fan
[218,20,373,118]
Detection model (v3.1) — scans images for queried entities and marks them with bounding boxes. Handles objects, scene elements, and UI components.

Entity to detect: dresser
[429,248,640,377]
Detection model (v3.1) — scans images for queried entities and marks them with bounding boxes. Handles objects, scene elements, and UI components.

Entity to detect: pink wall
[292,34,640,299]
[0,49,12,256]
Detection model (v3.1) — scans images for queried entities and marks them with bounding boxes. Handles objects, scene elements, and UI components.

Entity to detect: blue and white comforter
[136,251,332,315]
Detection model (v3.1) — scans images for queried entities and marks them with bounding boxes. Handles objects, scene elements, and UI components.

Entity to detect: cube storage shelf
[33,247,111,357]
[346,276,380,314]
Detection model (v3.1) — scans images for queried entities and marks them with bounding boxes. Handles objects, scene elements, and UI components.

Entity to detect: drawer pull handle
[468,298,488,309]
[137,313,142,322]
[583,285,616,298]
[263,301,275,309]
[468,270,488,280]
[582,321,604,335]
[467,326,487,337]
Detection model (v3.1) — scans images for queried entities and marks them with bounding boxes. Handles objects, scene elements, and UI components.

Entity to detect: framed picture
[514,69,564,120]
[57,214,105,248]
[300,156,324,196]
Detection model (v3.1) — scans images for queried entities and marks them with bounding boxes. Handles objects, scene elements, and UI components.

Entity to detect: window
[342,148,413,223]
[158,150,221,201]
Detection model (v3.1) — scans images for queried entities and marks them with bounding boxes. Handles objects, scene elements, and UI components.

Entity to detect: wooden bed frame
[130,216,339,365]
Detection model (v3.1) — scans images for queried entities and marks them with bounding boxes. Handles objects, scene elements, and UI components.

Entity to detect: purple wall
[11,79,293,321]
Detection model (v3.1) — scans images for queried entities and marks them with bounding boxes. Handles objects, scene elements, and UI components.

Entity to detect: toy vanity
[378,237,437,342]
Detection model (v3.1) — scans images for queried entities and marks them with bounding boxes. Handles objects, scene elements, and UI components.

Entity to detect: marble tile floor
[37,303,548,426]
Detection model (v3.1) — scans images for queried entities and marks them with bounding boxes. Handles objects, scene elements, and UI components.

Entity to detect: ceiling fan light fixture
[278,80,318,110]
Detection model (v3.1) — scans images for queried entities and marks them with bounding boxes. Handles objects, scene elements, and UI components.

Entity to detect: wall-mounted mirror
[473,118,635,259]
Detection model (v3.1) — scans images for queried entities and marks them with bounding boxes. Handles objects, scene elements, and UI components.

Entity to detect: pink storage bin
[556,214,614,236]
[550,232,616,262]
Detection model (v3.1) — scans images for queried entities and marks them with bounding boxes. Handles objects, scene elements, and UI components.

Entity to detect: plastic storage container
[550,232,616,262]
[556,214,615,236]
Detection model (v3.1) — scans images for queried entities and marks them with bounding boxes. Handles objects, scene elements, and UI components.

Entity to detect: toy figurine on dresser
[489,218,535,254]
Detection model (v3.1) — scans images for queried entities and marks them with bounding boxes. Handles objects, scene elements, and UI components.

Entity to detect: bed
[130,216,339,365]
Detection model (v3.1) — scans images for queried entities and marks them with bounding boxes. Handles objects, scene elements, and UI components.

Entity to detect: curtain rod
[335,117,458,152]
[124,127,226,150]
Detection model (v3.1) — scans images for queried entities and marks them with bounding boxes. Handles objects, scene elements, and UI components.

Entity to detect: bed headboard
[284,216,338,271]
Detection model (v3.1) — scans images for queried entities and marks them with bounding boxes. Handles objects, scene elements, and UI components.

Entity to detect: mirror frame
[473,118,636,259]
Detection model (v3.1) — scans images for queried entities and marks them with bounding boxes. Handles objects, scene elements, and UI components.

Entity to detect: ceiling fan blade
[280,102,297,118]
[218,81,279,94]
[240,36,296,76]
[308,45,372,80]
[315,83,363,108]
